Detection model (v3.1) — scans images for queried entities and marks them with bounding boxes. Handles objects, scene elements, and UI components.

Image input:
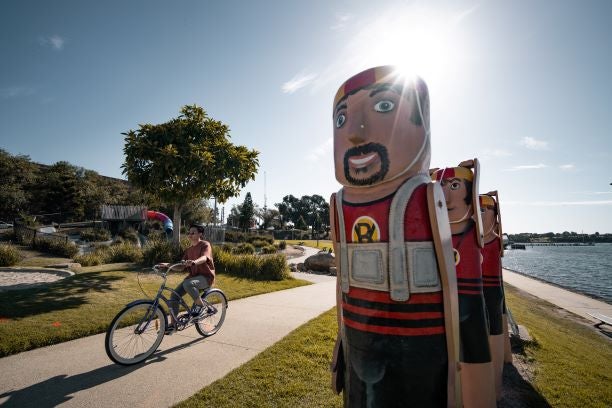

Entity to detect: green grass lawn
[176,308,343,408]
[177,285,611,408]
[0,265,310,357]
[504,285,612,407]
[283,240,333,252]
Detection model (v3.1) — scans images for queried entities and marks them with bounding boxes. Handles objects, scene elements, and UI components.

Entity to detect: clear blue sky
[1,0,611,233]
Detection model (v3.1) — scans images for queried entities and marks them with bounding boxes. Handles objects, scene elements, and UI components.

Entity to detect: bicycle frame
[143,263,215,332]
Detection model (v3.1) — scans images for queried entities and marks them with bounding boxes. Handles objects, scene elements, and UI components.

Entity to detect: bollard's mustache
[343,143,389,186]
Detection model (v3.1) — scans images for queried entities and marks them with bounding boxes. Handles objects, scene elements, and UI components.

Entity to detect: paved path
[503,268,612,323]
[0,275,336,408]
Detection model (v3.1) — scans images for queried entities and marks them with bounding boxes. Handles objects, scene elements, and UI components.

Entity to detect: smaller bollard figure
[432,161,496,408]
[480,191,505,400]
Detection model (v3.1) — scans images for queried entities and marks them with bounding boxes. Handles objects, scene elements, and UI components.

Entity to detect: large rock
[304,252,336,272]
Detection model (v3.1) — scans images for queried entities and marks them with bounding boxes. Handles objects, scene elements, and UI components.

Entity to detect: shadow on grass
[0,272,123,319]
[498,336,551,407]
[0,337,205,408]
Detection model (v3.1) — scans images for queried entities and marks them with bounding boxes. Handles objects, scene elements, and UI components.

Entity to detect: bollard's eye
[336,114,346,128]
[374,100,395,113]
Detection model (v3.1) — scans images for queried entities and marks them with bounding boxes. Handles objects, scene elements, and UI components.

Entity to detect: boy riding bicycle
[157,223,215,333]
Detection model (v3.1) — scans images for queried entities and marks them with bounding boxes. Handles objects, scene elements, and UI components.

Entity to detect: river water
[502,243,612,304]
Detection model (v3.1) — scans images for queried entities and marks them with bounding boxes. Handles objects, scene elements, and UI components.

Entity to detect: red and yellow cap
[479,194,495,208]
[333,66,399,108]
[431,166,474,182]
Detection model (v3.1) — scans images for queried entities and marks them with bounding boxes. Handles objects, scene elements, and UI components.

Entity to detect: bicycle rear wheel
[195,289,227,337]
[105,301,166,365]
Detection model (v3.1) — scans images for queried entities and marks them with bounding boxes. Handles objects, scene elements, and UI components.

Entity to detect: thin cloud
[331,14,353,31]
[306,138,333,161]
[505,163,548,171]
[559,164,575,170]
[570,191,612,195]
[519,136,549,150]
[39,35,65,50]
[1,86,35,98]
[505,200,612,206]
[482,148,512,158]
[281,72,317,94]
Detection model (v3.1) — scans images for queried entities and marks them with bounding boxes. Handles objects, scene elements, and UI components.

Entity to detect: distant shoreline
[503,267,611,306]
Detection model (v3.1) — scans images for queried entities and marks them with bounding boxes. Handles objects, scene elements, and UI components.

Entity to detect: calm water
[502,243,612,304]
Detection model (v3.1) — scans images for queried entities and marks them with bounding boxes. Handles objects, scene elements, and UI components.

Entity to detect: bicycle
[105,262,228,365]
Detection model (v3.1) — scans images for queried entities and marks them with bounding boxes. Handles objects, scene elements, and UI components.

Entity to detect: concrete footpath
[0,249,336,407]
[503,268,612,322]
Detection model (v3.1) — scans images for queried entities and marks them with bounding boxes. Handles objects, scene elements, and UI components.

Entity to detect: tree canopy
[122,104,259,241]
[274,194,329,232]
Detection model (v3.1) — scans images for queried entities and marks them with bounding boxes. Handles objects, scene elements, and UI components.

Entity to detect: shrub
[278,240,287,250]
[146,230,166,241]
[79,228,111,242]
[247,235,273,245]
[221,243,233,253]
[73,252,104,267]
[118,227,139,244]
[141,238,189,265]
[224,231,247,243]
[107,242,143,263]
[250,239,268,248]
[34,238,79,258]
[214,250,289,280]
[0,243,22,266]
[232,243,255,255]
[74,242,143,266]
[260,244,277,254]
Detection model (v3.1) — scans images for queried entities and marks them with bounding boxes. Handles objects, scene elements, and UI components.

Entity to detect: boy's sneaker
[190,305,204,317]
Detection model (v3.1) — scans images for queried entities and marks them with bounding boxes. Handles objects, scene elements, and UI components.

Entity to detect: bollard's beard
[343,143,390,186]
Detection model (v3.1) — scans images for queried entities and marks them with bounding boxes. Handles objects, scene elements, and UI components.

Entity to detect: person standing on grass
[162,223,215,332]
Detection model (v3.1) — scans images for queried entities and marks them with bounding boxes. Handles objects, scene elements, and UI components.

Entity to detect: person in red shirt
[161,223,215,333]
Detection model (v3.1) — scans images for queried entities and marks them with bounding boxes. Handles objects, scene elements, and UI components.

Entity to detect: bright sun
[345,7,472,85]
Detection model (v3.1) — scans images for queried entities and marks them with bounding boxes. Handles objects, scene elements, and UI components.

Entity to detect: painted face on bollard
[480,195,497,243]
[333,66,429,190]
[432,167,473,228]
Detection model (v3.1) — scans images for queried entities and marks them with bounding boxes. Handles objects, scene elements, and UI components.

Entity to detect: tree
[0,149,39,221]
[239,192,255,230]
[32,161,86,222]
[122,105,259,242]
[274,194,330,233]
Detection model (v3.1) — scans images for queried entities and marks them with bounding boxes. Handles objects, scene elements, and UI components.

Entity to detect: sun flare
[343,7,472,85]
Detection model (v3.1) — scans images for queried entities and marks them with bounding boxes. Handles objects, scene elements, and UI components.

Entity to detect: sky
[1,0,611,233]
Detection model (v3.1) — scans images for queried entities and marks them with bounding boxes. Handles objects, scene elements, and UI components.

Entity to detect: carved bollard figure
[330,66,461,407]
[480,191,505,400]
[431,162,496,407]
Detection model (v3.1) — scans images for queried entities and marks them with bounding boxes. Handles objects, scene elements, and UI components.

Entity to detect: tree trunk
[173,203,182,244]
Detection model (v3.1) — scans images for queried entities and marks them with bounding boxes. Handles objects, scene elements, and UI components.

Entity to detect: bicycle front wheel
[105,301,166,365]
[195,289,227,337]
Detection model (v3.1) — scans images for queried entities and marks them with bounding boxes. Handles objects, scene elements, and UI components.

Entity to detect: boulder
[304,252,336,272]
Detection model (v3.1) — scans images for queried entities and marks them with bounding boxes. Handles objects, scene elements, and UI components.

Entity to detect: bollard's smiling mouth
[343,143,389,186]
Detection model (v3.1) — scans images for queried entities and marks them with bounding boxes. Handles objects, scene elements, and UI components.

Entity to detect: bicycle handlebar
[152,261,188,276]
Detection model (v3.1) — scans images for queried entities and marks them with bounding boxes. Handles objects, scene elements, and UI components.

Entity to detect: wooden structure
[100,205,146,235]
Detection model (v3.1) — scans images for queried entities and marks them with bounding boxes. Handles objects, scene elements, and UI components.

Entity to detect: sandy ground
[0,268,74,292]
